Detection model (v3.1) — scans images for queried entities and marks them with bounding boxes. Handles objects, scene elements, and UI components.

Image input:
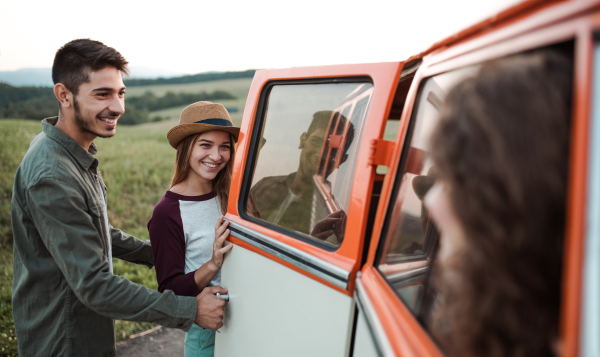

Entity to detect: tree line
[0,83,236,125]
[124,69,256,86]
[127,90,235,111]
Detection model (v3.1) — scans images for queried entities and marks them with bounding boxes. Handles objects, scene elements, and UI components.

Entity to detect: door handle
[216,293,229,301]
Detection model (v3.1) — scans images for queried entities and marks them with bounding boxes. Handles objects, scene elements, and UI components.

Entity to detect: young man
[10,39,227,357]
[250,111,350,242]
[250,111,331,234]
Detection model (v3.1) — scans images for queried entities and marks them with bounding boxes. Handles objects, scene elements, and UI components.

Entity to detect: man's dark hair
[307,111,333,137]
[308,111,354,154]
[52,39,129,96]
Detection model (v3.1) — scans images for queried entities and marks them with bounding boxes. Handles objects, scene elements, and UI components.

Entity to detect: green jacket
[11,118,197,357]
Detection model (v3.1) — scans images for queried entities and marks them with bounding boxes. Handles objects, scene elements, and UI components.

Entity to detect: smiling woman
[149,101,256,357]
[186,132,233,184]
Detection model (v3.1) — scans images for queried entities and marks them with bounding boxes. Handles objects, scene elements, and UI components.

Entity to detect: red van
[215,1,599,356]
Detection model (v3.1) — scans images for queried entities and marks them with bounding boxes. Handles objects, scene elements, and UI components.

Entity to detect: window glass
[376,119,401,175]
[247,82,373,247]
[377,66,479,313]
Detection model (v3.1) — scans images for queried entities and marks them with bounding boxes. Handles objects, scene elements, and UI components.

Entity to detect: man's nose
[109,96,125,115]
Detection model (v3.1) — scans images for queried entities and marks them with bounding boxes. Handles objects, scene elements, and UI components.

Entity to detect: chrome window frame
[580,40,600,357]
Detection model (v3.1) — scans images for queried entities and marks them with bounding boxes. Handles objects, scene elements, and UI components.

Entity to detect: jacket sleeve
[110,226,154,268]
[26,176,197,331]
[148,199,201,297]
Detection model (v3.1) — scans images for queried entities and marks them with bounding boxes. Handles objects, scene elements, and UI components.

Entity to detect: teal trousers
[184,323,216,357]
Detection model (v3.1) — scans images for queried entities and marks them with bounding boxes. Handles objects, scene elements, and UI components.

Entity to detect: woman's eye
[222,146,231,150]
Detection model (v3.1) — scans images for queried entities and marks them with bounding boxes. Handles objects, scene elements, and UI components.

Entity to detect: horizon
[0,67,255,87]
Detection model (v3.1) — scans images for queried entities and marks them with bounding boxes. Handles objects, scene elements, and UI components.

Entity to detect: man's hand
[310,210,345,240]
[195,286,227,329]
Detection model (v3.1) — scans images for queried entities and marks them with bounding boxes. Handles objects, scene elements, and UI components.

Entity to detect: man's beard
[73,98,116,139]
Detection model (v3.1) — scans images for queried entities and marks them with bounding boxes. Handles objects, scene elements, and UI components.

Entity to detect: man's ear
[299,132,307,149]
[54,84,72,109]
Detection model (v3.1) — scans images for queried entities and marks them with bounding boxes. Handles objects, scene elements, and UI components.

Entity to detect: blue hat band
[193,118,232,127]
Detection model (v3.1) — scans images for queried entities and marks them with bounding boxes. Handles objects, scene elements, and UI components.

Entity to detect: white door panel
[353,312,380,357]
[215,244,355,357]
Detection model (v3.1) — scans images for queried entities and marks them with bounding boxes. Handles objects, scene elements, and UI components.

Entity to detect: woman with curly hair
[424,50,573,357]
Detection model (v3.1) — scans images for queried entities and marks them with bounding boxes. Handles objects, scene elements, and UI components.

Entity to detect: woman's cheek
[424,182,467,266]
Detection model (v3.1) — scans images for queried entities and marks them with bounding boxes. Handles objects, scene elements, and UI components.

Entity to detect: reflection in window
[377,65,479,314]
[380,78,444,266]
[248,82,373,247]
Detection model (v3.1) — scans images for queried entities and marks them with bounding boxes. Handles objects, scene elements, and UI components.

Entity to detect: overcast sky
[0,0,522,74]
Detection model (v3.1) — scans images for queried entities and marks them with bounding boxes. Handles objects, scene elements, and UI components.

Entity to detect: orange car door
[215,62,403,357]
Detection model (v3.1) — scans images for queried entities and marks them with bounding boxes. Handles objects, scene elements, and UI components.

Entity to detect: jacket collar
[42,117,99,170]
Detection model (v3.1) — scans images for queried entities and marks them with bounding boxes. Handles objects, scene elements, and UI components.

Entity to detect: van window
[245,81,373,248]
[376,66,478,313]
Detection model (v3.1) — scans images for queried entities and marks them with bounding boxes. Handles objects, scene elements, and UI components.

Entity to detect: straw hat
[167,101,240,148]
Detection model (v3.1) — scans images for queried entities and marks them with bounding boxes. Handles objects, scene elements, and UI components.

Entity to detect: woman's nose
[209,147,221,160]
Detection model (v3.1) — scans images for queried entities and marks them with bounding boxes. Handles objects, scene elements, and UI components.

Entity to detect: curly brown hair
[428,50,573,357]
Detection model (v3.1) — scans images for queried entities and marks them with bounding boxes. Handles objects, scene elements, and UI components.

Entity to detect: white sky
[0,0,522,74]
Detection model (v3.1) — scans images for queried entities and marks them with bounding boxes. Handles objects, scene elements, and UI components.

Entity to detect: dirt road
[115,326,185,357]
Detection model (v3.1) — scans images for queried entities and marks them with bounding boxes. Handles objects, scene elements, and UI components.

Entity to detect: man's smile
[98,117,117,124]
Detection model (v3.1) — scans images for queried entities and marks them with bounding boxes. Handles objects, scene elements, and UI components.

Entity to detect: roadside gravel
[116,326,185,357]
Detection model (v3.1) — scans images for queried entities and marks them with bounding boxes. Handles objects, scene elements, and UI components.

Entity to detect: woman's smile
[201,161,220,169]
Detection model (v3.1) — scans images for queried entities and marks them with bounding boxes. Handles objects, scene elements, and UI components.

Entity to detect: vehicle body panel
[216,243,354,356]
[216,63,403,356]
[217,1,600,356]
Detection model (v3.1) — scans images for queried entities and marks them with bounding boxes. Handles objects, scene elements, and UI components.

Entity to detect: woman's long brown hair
[169,132,234,215]
[428,50,572,357]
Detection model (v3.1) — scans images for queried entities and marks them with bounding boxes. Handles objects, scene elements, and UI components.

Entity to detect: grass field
[149,97,246,126]
[0,77,253,355]
[0,117,200,355]
[127,78,252,125]
[125,77,253,99]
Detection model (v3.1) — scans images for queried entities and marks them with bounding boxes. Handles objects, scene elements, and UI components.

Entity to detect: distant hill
[123,69,256,86]
[0,67,186,87]
[0,68,53,87]
[0,82,237,125]
[0,68,256,88]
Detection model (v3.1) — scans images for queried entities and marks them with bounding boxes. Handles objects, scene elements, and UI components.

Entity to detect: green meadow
[0,77,252,356]
[126,77,252,98]
[130,78,252,125]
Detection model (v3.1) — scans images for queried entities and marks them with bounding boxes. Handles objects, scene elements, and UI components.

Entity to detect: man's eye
[97,93,108,97]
